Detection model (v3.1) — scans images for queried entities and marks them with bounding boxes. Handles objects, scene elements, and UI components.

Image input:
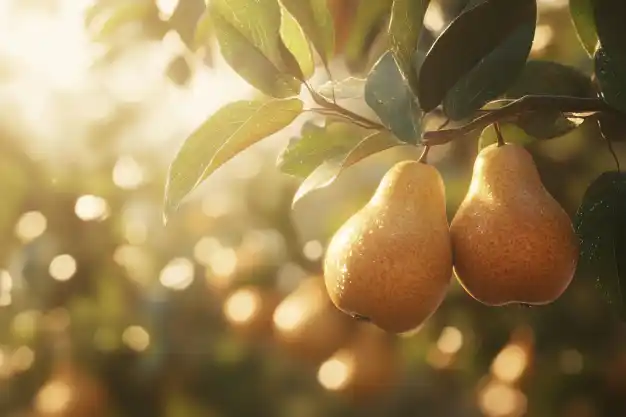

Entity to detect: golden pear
[450,142,579,305]
[324,159,453,334]
[317,324,399,401]
[222,286,281,340]
[273,277,353,364]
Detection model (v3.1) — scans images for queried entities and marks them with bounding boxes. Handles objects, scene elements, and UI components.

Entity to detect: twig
[422,95,612,145]
[304,83,386,131]
[494,122,505,146]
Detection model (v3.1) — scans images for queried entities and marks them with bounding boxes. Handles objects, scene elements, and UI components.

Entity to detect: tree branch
[421,95,614,145]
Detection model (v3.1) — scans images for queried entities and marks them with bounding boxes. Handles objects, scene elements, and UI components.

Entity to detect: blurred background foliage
[0,1,625,417]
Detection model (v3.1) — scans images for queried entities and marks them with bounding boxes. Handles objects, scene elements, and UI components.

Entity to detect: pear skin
[324,160,452,334]
[450,143,579,306]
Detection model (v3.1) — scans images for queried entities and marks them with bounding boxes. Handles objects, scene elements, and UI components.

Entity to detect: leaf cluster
[163,0,626,318]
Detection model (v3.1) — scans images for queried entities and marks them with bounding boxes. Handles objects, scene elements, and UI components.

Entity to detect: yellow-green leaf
[165,98,303,219]
[279,0,335,65]
[280,9,315,80]
[212,0,287,70]
[194,7,213,49]
[88,1,153,40]
[293,131,403,205]
[344,0,393,74]
[389,0,430,94]
[478,123,536,151]
[210,10,301,97]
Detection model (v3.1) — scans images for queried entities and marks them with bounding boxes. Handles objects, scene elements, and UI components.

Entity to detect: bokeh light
[49,254,78,281]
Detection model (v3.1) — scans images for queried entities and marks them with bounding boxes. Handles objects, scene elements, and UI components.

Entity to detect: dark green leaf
[595,47,626,114]
[598,112,626,143]
[365,52,421,143]
[210,0,302,97]
[292,131,404,204]
[279,0,335,65]
[504,60,595,139]
[280,9,315,80]
[277,122,371,178]
[575,171,626,319]
[593,0,626,58]
[506,60,596,98]
[210,11,301,98]
[570,0,598,56]
[442,21,535,120]
[165,98,303,219]
[417,0,536,113]
[389,0,430,94]
[344,0,393,74]
[478,123,535,151]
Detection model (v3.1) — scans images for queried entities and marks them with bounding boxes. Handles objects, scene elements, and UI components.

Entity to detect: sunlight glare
[15,211,47,243]
[75,195,110,221]
[224,288,261,324]
[49,254,78,281]
[0,270,13,307]
[160,258,195,291]
[318,352,354,391]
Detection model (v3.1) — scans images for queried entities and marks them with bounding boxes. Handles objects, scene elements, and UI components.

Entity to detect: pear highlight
[323,160,453,334]
[450,143,579,306]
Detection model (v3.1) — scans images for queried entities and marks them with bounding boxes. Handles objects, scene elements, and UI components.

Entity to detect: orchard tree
[164,0,626,327]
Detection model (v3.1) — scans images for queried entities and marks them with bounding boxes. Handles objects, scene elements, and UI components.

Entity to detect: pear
[450,142,579,306]
[324,159,453,334]
[317,324,399,400]
[273,277,353,364]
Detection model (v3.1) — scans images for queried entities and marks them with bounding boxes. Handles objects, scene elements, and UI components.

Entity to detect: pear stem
[494,122,505,147]
[418,145,431,164]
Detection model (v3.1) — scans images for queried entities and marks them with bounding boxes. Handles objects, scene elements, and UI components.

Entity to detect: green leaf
[575,171,626,319]
[388,0,430,95]
[344,0,393,74]
[365,52,421,143]
[292,131,404,205]
[88,2,153,40]
[507,60,596,98]
[478,123,536,151]
[277,122,371,178]
[569,0,598,56]
[317,77,366,101]
[442,21,535,121]
[279,0,335,65]
[280,9,315,80]
[194,7,213,49]
[165,98,303,218]
[597,112,626,143]
[210,10,301,98]
[210,0,302,97]
[417,0,536,114]
[592,0,626,58]
[504,60,595,139]
[595,47,626,114]
[169,0,207,49]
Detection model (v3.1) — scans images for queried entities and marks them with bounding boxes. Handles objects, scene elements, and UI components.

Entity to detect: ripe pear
[273,277,353,364]
[450,142,579,305]
[317,324,399,400]
[324,160,453,334]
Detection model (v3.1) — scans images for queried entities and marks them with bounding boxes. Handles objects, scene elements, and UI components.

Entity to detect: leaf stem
[422,95,614,145]
[304,83,386,131]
